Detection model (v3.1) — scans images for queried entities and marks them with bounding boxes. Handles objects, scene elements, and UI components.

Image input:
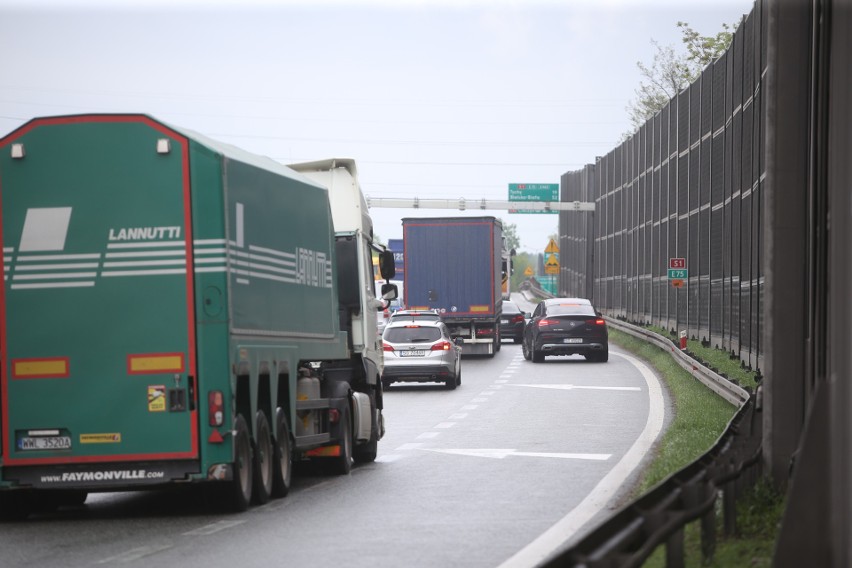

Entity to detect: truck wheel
[354,393,378,464]
[329,406,353,475]
[251,411,274,505]
[227,414,253,512]
[494,330,501,352]
[271,408,292,499]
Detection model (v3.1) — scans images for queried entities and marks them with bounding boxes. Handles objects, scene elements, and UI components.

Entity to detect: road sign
[524,266,534,276]
[669,257,686,269]
[545,238,560,253]
[668,269,688,279]
[544,254,559,275]
[671,279,684,288]
[509,183,559,214]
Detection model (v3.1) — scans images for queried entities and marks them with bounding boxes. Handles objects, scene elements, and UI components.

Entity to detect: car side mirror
[524,312,531,318]
[454,337,464,346]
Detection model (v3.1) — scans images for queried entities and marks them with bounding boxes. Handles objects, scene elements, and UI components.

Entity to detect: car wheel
[513,337,522,344]
[522,338,531,361]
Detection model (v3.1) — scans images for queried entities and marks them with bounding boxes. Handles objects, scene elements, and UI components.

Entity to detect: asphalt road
[0,300,666,568]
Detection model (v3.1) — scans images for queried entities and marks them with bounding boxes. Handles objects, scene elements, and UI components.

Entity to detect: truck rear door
[0,115,198,475]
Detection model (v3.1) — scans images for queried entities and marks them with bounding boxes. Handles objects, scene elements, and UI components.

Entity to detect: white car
[381,320,462,390]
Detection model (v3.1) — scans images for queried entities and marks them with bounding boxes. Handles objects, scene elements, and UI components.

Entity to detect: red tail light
[511,314,525,324]
[586,318,606,325]
[431,341,452,351]
[383,344,394,352]
[208,391,224,426]
[476,328,494,336]
[537,319,558,327]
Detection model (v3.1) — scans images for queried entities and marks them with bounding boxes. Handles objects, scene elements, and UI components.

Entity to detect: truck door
[0,115,199,472]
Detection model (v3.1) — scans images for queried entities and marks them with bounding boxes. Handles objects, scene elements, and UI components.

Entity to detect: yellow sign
[80,433,122,444]
[545,238,560,253]
[545,254,560,275]
[524,266,534,276]
[148,385,166,412]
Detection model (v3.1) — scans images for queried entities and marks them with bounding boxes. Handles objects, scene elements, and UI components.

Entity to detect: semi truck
[402,216,502,356]
[0,114,396,519]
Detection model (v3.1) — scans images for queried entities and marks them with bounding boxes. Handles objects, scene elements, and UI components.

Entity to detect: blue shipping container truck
[402,217,502,356]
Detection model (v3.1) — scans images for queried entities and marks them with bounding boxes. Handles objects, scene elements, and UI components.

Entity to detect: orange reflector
[12,357,69,379]
[128,353,184,375]
[208,430,225,444]
[305,445,341,458]
[470,305,490,312]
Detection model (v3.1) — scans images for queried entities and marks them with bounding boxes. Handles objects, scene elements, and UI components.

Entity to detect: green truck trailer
[0,114,395,518]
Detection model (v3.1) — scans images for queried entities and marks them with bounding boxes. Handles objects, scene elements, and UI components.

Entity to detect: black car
[522,298,608,362]
[499,300,528,344]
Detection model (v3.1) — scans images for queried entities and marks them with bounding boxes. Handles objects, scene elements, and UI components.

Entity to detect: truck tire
[354,392,378,464]
[251,411,274,505]
[271,408,292,498]
[226,414,253,512]
[329,406,353,475]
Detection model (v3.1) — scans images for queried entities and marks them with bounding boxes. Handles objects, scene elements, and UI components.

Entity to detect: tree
[625,20,739,134]
[499,219,521,253]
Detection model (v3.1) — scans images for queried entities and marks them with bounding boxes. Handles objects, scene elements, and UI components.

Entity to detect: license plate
[399,350,426,357]
[563,338,583,344]
[500,319,509,324]
[18,436,72,450]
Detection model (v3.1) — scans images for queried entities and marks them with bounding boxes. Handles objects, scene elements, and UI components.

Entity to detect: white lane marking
[417,432,440,439]
[461,405,479,410]
[422,448,611,461]
[448,413,468,420]
[495,380,509,384]
[512,384,641,392]
[479,391,496,396]
[183,520,246,536]
[375,454,405,463]
[471,398,489,403]
[98,545,174,564]
[499,350,665,568]
[396,443,424,451]
[434,422,456,429]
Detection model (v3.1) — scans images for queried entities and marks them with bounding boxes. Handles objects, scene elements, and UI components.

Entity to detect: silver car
[381,320,462,390]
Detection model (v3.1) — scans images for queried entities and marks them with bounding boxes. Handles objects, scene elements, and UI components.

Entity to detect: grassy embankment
[608,327,784,567]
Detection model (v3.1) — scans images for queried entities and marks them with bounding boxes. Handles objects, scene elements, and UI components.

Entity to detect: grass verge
[608,327,783,566]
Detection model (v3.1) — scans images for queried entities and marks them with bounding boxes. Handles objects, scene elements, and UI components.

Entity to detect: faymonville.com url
[40,470,166,483]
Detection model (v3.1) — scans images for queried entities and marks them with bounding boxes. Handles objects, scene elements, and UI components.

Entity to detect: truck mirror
[379,250,395,280]
[381,283,398,301]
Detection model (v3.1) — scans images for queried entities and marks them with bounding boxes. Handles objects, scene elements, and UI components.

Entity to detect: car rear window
[547,304,596,317]
[502,302,521,314]
[384,326,442,343]
[391,313,440,321]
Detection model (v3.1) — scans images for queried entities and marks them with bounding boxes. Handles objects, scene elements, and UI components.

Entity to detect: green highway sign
[508,183,559,214]
[668,269,688,279]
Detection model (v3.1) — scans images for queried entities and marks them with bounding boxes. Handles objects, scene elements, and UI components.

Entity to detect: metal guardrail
[517,281,762,567]
[604,318,751,407]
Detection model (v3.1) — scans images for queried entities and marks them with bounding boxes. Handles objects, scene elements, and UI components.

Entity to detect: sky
[0,0,754,253]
